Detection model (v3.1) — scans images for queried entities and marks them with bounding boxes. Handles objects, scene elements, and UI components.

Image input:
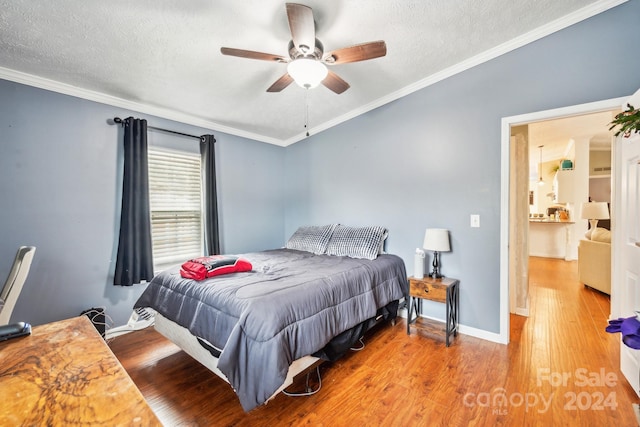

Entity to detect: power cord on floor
[282,366,322,397]
[283,336,365,397]
[350,337,365,351]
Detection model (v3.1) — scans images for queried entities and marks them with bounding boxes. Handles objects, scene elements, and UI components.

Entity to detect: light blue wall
[284,0,640,333]
[0,81,285,326]
[1,1,639,334]
[216,134,285,254]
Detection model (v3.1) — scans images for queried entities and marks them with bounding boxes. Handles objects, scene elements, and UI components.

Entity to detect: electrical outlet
[470,214,480,228]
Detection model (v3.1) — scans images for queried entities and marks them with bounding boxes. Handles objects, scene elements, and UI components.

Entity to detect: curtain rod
[112,117,211,141]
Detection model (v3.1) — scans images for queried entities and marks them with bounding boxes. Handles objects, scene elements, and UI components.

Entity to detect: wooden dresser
[0,316,160,426]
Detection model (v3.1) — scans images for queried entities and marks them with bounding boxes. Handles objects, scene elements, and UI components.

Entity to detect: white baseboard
[399,307,506,344]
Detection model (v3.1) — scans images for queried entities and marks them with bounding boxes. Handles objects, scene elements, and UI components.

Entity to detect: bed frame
[154,300,398,404]
[154,313,321,402]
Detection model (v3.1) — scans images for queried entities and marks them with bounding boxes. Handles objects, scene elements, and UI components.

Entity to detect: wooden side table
[0,316,160,426]
[406,275,459,346]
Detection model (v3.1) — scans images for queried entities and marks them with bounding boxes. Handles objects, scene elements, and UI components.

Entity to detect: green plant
[609,103,640,138]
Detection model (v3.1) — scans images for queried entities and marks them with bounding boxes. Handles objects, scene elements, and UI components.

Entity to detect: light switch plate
[470,214,480,228]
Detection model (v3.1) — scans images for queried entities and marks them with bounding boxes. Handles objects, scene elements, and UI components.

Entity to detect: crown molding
[290,0,629,146]
[0,67,287,147]
[0,0,627,148]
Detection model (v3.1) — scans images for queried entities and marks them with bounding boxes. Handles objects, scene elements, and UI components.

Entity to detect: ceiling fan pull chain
[305,88,310,137]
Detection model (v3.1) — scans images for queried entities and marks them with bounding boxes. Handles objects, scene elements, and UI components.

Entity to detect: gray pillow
[326,225,387,260]
[285,224,337,254]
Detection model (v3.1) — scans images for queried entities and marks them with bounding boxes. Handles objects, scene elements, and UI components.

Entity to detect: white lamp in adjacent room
[423,228,451,279]
[581,201,610,236]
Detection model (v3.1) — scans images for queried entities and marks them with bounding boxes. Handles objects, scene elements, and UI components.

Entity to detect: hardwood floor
[109,257,639,426]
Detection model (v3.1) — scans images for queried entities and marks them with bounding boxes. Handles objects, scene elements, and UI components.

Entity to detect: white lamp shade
[423,228,450,252]
[581,202,610,220]
[287,58,328,89]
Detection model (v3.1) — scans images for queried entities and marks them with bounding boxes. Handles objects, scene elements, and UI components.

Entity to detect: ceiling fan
[220,3,387,94]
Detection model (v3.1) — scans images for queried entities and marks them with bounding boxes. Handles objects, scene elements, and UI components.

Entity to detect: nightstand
[406,275,459,346]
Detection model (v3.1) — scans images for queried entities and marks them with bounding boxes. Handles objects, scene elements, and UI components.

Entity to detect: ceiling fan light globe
[287,58,328,89]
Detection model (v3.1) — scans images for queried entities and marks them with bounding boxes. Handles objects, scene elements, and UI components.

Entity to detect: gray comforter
[134,248,407,411]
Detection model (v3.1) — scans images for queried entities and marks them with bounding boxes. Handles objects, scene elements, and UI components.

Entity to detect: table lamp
[581,201,609,235]
[423,228,451,278]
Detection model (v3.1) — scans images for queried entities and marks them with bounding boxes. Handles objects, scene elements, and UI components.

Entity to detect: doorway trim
[499,96,627,344]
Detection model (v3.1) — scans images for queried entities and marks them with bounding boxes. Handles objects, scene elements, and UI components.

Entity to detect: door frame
[499,96,627,344]
[611,88,640,322]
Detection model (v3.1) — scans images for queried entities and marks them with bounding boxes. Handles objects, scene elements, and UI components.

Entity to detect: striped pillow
[285,224,337,254]
[326,225,387,260]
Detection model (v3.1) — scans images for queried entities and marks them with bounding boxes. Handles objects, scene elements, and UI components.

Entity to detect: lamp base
[429,251,444,279]
[589,219,599,231]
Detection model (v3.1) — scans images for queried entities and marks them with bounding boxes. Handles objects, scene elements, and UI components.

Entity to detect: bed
[133,225,407,411]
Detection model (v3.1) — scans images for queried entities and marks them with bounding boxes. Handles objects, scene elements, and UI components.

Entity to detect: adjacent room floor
[109,257,639,426]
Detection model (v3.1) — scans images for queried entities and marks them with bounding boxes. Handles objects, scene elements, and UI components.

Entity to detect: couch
[578,227,611,295]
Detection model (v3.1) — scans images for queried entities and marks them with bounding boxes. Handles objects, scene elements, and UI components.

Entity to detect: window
[148,147,202,271]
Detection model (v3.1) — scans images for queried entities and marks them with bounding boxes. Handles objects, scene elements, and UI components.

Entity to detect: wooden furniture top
[0,316,160,426]
[408,275,458,303]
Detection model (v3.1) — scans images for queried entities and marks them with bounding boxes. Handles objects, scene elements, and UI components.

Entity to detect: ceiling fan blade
[220,47,288,63]
[323,41,387,64]
[322,70,350,94]
[267,73,294,92]
[286,3,315,55]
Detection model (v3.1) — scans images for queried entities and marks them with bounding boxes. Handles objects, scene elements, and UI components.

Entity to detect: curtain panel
[114,117,154,286]
[200,135,220,255]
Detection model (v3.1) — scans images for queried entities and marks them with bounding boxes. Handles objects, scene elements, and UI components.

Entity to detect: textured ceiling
[0,0,626,145]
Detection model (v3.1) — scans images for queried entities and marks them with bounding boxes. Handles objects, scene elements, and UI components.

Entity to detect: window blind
[148,147,202,271]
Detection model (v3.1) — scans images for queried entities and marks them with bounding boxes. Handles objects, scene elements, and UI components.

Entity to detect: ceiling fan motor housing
[288,39,323,60]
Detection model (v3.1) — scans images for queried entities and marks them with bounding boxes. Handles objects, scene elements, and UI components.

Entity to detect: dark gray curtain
[114,117,154,286]
[200,134,220,255]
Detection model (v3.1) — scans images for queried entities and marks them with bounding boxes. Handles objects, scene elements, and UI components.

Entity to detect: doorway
[499,96,626,344]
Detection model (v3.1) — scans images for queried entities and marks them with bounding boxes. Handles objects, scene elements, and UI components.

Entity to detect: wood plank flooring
[109,257,640,426]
